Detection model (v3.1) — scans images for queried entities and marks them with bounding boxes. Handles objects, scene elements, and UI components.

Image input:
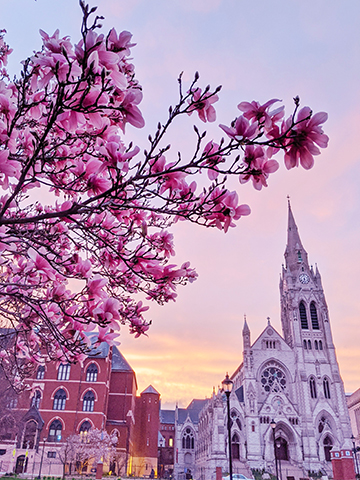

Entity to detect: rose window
[261,366,286,392]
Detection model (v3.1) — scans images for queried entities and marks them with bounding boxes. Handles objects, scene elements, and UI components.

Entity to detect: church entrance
[323,436,333,462]
[15,455,27,474]
[275,437,289,461]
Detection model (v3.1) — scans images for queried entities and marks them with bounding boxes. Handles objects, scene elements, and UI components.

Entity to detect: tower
[279,201,352,467]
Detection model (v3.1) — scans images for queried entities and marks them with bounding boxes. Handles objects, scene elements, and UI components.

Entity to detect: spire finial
[267,316,271,325]
[287,195,291,207]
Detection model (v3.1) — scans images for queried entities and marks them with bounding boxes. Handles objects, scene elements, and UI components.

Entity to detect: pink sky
[1,0,360,409]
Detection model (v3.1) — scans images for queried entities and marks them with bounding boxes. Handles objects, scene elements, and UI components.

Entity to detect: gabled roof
[141,385,159,395]
[177,399,208,424]
[111,346,133,372]
[251,321,291,351]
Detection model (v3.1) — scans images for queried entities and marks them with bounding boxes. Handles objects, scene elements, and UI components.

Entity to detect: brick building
[0,341,159,477]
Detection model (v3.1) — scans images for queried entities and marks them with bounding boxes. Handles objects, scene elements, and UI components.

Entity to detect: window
[36,366,45,380]
[23,420,37,449]
[309,377,317,399]
[303,340,307,350]
[48,420,62,442]
[79,421,91,442]
[182,428,194,449]
[323,378,331,399]
[310,302,319,329]
[315,340,318,350]
[148,414,151,422]
[299,302,308,329]
[169,437,173,447]
[7,397,18,409]
[47,451,56,459]
[86,364,98,382]
[147,438,150,446]
[83,391,95,412]
[297,250,302,262]
[31,391,41,409]
[53,389,66,410]
[261,366,286,393]
[319,340,323,350]
[57,364,70,381]
[308,340,312,350]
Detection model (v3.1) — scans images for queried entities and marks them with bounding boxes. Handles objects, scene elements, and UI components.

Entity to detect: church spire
[284,200,309,272]
[243,314,251,350]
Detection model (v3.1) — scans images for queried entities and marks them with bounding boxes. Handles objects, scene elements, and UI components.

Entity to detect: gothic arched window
[182,428,194,449]
[323,378,331,399]
[79,420,91,442]
[315,340,318,350]
[310,302,319,330]
[231,433,240,460]
[319,340,323,350]
[303,339,307,349]
[22,420,38,449]
[309,377,317,399]
[57,364,70,381]
[36,365,45,380]
[308,340,312,350]
[324,436,333,461]
[83,391,95,412]
[48,419,62,442]
[31,390,41,409]
[86,364,98,382]
[299,302,308,329]
[53,389,66,410]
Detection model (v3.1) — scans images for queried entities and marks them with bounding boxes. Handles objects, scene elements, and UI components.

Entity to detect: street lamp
[270,420,279,480]
[351,435,359,476]
[222,373,234,480]
[37,437,47,479]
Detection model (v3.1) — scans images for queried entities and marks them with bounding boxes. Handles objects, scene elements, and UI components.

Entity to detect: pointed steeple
[284,199,309,272]
[243,314,251,349]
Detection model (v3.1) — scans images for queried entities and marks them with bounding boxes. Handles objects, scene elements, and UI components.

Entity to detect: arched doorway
[275,437,289,461]
[15,455,28,474]
[231,433,240,460]
[323,436,333,462]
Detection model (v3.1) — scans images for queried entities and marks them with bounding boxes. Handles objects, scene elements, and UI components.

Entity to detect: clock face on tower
[299,273,310,284]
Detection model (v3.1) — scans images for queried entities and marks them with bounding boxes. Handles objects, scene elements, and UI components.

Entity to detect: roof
[141,385,159,395]
[111,346,133,372]
[160,409,175,424]
[177,399,208,424]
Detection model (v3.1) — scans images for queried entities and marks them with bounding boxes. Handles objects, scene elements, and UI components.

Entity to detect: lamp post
[351,435,359,476]
[222,373,234,480]
[275,438,282,480]
[37,437,46,479]
[270,420,279,480]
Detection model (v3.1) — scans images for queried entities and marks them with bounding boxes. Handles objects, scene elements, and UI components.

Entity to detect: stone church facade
[176,205,353,480]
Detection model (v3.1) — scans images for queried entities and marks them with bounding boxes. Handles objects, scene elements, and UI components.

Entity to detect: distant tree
[0,2,329,384]
[60,429,116,475]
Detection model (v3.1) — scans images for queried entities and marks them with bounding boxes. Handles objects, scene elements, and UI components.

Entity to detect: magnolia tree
[0,2,329,386]
[59,428,116,477]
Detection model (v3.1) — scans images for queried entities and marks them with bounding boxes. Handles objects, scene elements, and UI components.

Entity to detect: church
[174,204,354,480]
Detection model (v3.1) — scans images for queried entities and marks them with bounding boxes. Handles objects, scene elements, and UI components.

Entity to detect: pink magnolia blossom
[239,145,279,190]
[188,88,219,123]
[219,115,258,141]
[282,107,329,170]
[238,98,284,130]
[202,141,225,180]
